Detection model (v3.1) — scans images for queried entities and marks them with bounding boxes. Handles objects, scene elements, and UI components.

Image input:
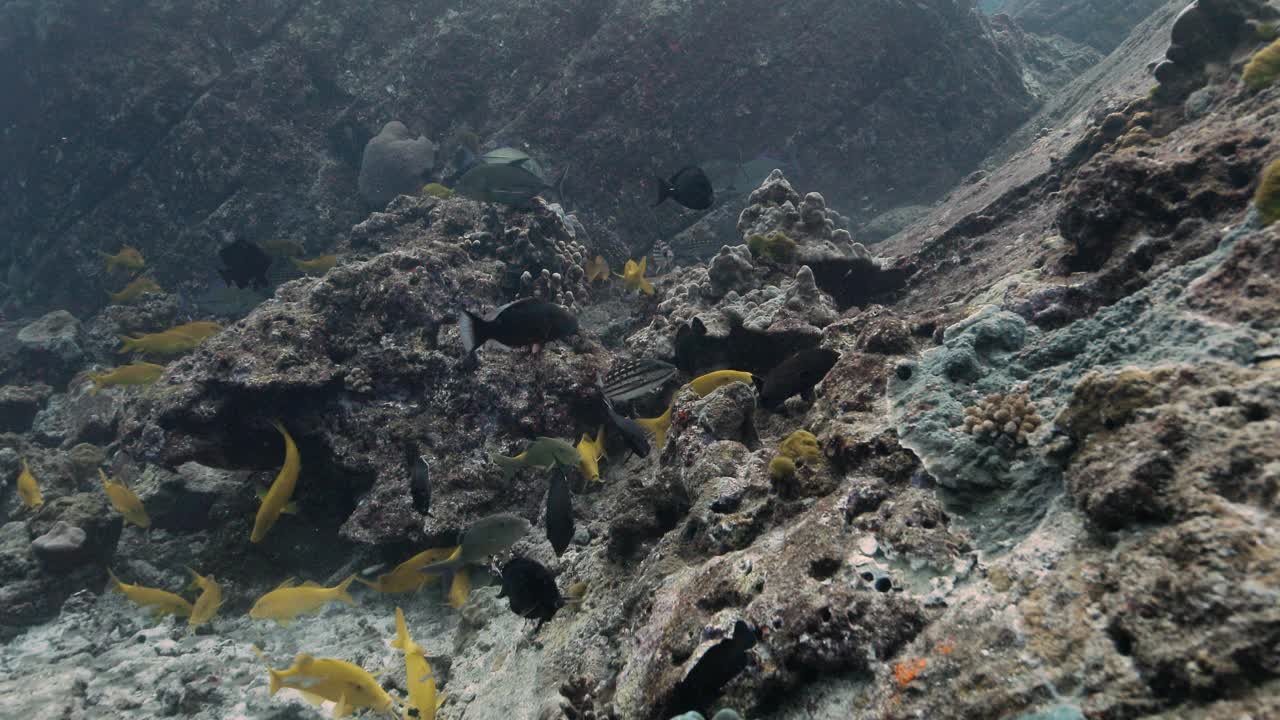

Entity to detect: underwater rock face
[14,311,85,387]
[0,0,1035,317]
[998,0,1170,52]
[30,520,89,572]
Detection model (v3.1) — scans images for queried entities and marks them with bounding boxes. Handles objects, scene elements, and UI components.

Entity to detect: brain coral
[357,121,437,207]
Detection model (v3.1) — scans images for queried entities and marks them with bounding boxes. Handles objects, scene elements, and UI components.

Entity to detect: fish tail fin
[392,607,409,650]
[106,568,124,592]
[116,336,137,353]
[639,278,655,296]
[594,425,605,451]
[653,177,670,206]
[354,576,381,591]
[333,574,357,605]
[458,310,487,355]
[251,645,282,696]
[490,452,521,481]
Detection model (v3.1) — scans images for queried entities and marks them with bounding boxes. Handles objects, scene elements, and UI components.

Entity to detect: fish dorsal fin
[300,580,321,588]
[507,157,531,167]
[491,296,537,317]
[275,577,297,590]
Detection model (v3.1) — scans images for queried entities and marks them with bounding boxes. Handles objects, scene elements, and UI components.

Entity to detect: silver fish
[601,358,677,403]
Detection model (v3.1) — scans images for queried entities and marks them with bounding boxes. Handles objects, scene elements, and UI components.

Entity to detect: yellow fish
[617,257,655,295]
[88,362,165,395]
[356,546,458,594]
[253,646,395,718]
[251,420,300,543]
[117,330,201,357]
[107,569,193,618]
[447,570,471,610]
[187,568,223,630]
[687,370,758,397]
[575,426,606,482]
[101,468,150,528]
[584,255,610,283]
[292,255,338,274]
[16,458,43,510]
[635,405,672,451]
[392,608,441,720]
[107,277,162,304]
[101,245,144,273]
[249,575,357,626]
[167,321,223,341]
[260,239,305,257]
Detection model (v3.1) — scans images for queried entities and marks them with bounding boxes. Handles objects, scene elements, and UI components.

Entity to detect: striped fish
[601,358,677,403]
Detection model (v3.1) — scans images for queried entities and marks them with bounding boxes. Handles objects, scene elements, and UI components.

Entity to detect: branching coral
[958,392,1041,446]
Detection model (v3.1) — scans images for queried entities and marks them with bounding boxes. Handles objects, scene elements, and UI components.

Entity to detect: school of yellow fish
[4,244,779,718]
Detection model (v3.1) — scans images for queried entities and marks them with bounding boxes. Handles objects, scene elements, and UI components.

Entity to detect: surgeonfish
[584,255,610,283]
[574,427,606,482]
[392,608,441,720]
[617,257,655,296]
[187,568,223,629]
[654,166,714,210]
[100,468,150,528]
[16,458,43,510]
[89,362,165,395]
[107,277,162,304]
[248,575,357,626]
[100,245,145,273]
[447,570,472,609]
[291,255,338,274]
[759,348,841,408]
[458,297,579,356]
[635,405,673,451]
[454,147,564,207]
[600,358,676,404]
[687,370,760,398]
[418,513,532,575]
[490,437,581,481]
[497,557,563,628]
[218,238,272,290]
[252,646,395,717]
[107,569,193,618]
[356,546,457,594]
[545,468,574,556]
[251,420,301,544]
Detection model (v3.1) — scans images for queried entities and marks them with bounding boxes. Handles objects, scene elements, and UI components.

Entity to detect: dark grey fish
[454,147,566,207]
[759,348,841,409]
[654,166,714,210]
[599,392,650,458]
[497,557,563,628]
[545,468,573,556]
[459,297,579,355]
[601,358,677,403]
[218,238,272,290]
[410,454,431,515]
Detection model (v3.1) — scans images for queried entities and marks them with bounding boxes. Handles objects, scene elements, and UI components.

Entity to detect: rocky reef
[3,1,1280,719]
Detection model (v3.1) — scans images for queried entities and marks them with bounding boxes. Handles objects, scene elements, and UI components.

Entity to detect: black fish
[759,348,841,409]
[654,166,714,210]
[666,620,758,715]
[601,358,676,403]
[497,557,563,628]
[459,297,579,355]
[598,390,650,458]
[218,238,272,290]
[410,454,431,515]
[545,468,574,556]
